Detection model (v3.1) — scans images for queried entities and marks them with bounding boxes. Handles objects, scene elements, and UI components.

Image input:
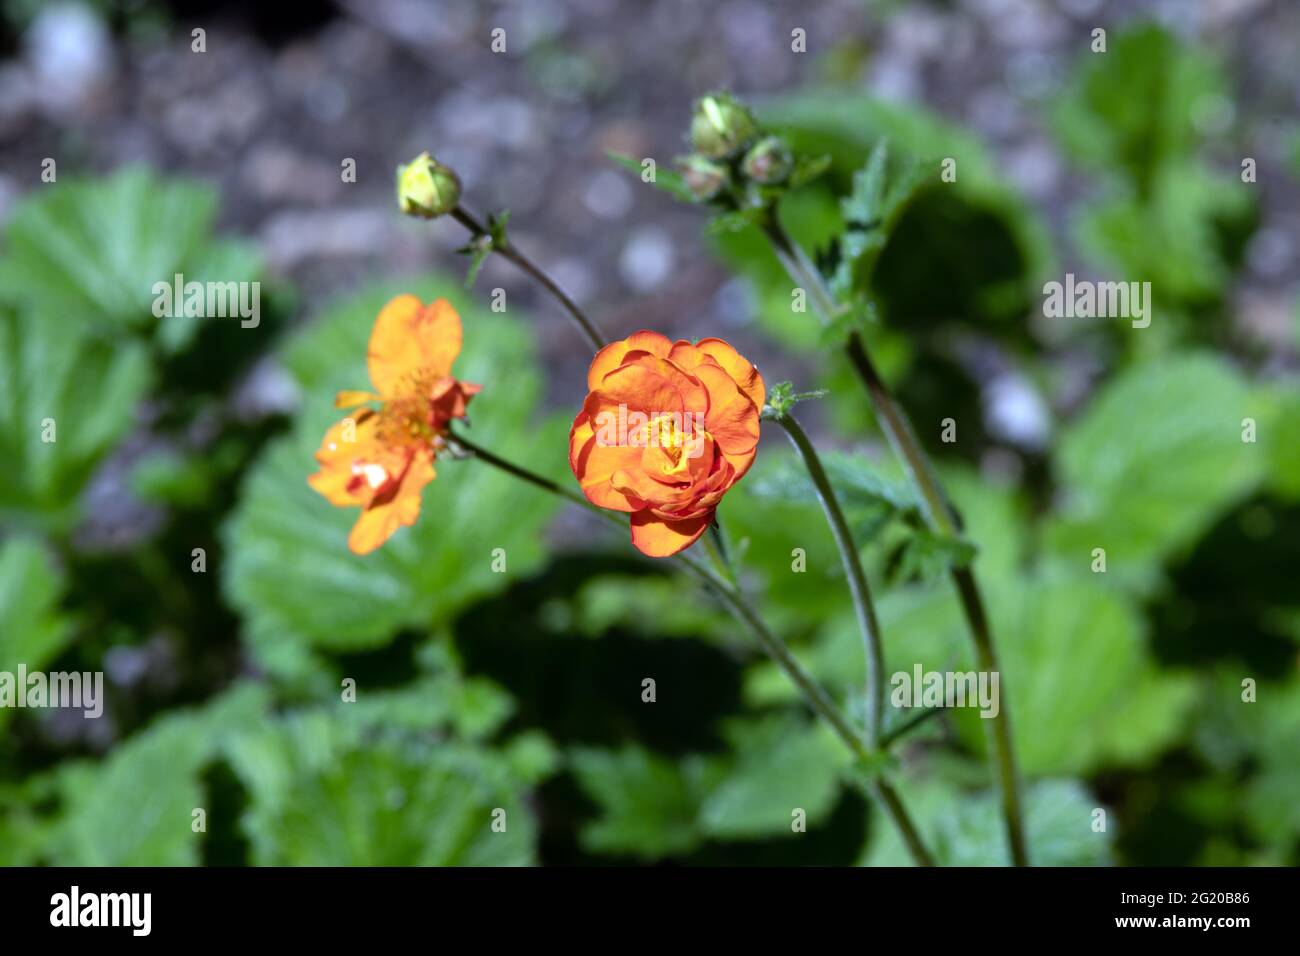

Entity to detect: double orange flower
[569,331,764,556]
[310,303,763,558]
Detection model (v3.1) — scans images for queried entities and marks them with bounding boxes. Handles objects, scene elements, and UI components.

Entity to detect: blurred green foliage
[1051,25,1256,348]
[0,22,1297,867]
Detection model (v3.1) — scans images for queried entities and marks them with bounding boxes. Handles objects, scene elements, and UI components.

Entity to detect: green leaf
[0,537,73,732]
[487,209,511,245]
[221,279,565,683]
[863,775,1113,866]
[227,711,538,865]
[706,208,765,235]
[1259,382,1300,501]
[457,211,512,290]
[985,575,1196,776]
[754,90,1057,292]
[1193,671,1300,849]
[1050,26,1251,315]
[0,774,61,866]
[457,236,492,289]
[746,465,1026,710]
[571,715,854,855]
[43,685,268,865]
[500,731,560,786]
[787,153,833,189]
[698,713,850,840]
[342,668,517,743]
[748,447,918,545]
[1045,353,1263,592]
[607,151,696,203]
[782,568,1195,777]
[816,299,878,348]
[750,448,916,514]
[722,450,859,626]
[1050,24,1225,186]
[889,528,977,583]
[0,311,153,528]
[840,141,889,226]
[831,141,936,303]
[0,167,261,344]
[1073,163,1252,310]
[569,745,721,858]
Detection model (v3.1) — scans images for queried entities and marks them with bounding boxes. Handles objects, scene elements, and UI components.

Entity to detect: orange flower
[308,295,481,554]
[569,330,764,557]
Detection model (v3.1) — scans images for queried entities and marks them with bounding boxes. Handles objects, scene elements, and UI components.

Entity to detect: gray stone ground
[0,0,1295,407]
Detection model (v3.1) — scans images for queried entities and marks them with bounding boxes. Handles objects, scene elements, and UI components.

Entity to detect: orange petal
[644,469,733,522]
[694,338,766,410]
[585,361,686,421]
[629,510,712,557]
[610,467,694,511]
[335,390,380,409]
[569,411,645,512]
[716,444,756,482]
[308,412,383,507]
[346,450,436,554]
[368,296,463,397]
[587,330,674,390]
[694,362,761,466]
[666,340,705,370]
[670,458,737,515]
[620,352,710,414]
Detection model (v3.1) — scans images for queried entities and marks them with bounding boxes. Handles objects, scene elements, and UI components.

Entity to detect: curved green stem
[450,205,607,352]
[761,215,1029,866]
[771,409,885,748]
[447,428,935,866]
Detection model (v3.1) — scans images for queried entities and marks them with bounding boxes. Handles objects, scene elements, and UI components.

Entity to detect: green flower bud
[689,92,758,160]
[678,155,730,202]
[396,151,461,218]
[741,136,793,185]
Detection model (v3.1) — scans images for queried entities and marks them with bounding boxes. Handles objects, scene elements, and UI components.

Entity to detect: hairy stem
[771,410,885,748]
[448,428,935,866]
[761,216,1029,866]
[450,205,607,352]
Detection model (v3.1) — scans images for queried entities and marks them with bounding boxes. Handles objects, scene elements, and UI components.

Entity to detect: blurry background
[0,0,1298,866]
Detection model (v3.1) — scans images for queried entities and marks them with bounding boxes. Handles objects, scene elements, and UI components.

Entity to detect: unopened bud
[678,155,730,202]
[741,136,793,185]
[690,92,758,160]
[396,151,460,218]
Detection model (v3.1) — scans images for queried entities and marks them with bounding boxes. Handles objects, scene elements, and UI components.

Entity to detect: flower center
[375,366,449,450]
[652,414,686,464]
[374,394,437,449]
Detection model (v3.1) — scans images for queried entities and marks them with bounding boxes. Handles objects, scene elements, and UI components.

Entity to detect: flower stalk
[448,205,607,352]
[767,407,886,749]
[760,214,1030,867]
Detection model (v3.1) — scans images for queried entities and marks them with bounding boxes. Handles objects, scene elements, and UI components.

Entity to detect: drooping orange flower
[569,330,764,557]
[308,295,480,554]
